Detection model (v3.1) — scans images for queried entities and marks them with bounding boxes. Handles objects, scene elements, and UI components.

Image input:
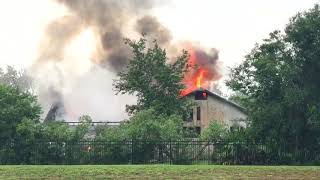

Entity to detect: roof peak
[184,88,246,113]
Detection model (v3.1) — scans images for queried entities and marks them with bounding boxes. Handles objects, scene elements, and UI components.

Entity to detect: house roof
[183,88,247,113]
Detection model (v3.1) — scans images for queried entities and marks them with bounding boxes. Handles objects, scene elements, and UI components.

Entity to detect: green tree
[96,108,184,141]
[16,118,43,141]
[227,4,320,149]
[95,109,184,163]
[15,113,92,142]
[95,124,130,141]
[0,66,33,92]
[71,115,92,141]
[113,37,191,116]
[40,115,92,141]
[201,121,227,142]
[127,108,183,141]
[0,85,41,140]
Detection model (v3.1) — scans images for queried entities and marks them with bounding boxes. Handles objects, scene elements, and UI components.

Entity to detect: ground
[0,165,319,179]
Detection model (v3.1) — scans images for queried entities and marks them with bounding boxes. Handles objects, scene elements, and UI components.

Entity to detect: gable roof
[183,88,247,113]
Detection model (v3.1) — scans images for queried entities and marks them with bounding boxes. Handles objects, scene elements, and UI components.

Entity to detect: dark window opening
[195,91,208,100]
[195,127,201,135]
[188,110,193,122]
[196,106,201,121]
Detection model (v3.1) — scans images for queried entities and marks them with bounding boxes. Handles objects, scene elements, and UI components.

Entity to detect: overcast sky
[0,0,318,77]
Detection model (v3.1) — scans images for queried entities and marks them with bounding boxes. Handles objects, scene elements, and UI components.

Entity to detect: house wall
[184,94,247,132]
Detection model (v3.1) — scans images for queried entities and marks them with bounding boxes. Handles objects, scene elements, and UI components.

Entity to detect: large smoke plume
[33,0,174,121]
[31,0,221,122]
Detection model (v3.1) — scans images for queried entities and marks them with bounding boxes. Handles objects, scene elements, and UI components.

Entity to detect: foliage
[96,108,184,141]
[95,109,184,163]
[226,125,251,142]
[95,124,130,141]
[228,92,249,108]
[0,84,41,140]
[16,118,43,141]
[0,66,33,92]
[127,108,183,141]
[201,121,227,142]
[11,117,92,164]
[72,115,92,141]
[113,37,191,116]
[226,4,320,149]
[16,115,92,142]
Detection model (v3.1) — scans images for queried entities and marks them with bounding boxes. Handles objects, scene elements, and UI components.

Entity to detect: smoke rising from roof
[136,16,172,45]
[37,15,83,63]
[31,0,222,121]
[32,0,172,121]
[181,44,222,96]
[49,0,173,71]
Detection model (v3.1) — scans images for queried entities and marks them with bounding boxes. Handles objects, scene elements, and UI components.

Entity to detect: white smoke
[30,0,220,122]
[31,60,136,122]
[31,26,136,121]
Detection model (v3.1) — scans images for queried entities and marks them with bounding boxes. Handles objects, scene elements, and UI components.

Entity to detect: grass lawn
[0,165,319,179]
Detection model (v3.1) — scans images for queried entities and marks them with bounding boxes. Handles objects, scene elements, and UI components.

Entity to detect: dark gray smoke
[181,45,222,95]
[136,16,172,45]
[44,87,66,122]
[47,0,164,71]
[32,0,221,122]
[33,0,173,121]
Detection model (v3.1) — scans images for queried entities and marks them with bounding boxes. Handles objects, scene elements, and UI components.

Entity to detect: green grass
[0,165,319,179]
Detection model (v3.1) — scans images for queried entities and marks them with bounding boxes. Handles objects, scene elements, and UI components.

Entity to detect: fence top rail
[62,121,123,125]
[2,139,273,145]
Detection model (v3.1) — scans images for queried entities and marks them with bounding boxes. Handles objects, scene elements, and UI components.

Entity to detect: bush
[0,85,41,140]
[201,121,227,142]
[95,108,184,163]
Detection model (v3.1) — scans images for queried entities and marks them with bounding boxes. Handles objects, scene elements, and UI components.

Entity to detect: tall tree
[0,66,33,92]
[114,38,191,116]
[0,84,41,140]
[227,5,320,149]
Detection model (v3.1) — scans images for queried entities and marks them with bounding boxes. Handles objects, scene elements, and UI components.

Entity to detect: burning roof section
[181,46,222,96]
[183,88,246,113]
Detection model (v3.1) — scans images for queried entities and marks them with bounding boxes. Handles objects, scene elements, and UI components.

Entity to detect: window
[196,106,201,121]
[195,127,201,135]
[188,110,193,122]
[195,91,208,100]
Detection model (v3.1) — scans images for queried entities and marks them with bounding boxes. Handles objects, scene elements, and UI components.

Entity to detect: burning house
[181,46,247,134]
[182,88,247,134]
[36,0,246,127]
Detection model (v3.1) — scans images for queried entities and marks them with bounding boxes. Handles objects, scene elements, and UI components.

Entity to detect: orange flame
[196,70,204,88]
[180,46,222,96]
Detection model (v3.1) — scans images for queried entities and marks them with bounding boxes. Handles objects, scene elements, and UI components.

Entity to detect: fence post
[130,140,133,164]
[169,140,172,165]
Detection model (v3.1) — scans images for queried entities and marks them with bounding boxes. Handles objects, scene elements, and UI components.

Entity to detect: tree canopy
[0,66,33,92]
[96,108,184,141]
[227,4,320,148]
[0,84,41,139]
[113,38,191,116]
